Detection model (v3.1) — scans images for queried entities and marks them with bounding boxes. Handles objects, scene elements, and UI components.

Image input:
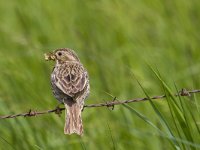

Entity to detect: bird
[44,48,90,135]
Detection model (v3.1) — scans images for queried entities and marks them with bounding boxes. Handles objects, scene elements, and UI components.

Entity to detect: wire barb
[179,88,191,96]
[24,109,37,117]
[0,88,199,119]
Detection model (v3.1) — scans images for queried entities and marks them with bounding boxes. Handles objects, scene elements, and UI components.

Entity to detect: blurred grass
[0,0,200,149]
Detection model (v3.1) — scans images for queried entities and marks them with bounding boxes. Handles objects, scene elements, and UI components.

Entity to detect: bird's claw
[54,106,62,117]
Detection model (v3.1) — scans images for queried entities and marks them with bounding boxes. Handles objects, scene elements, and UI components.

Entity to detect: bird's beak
[44,52,56,61]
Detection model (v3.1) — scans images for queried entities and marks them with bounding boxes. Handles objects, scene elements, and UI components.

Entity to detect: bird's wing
[52,62,88,97]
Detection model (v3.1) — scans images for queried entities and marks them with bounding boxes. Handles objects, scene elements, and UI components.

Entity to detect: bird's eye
[58,52,62,56]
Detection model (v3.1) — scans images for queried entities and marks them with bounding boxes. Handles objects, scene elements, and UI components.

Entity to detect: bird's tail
[64,101,83,135]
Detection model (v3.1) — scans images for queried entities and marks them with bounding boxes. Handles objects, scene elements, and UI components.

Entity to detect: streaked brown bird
[44,48,90,135]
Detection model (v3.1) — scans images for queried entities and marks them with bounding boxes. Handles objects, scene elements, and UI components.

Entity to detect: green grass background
[0,0,200,149]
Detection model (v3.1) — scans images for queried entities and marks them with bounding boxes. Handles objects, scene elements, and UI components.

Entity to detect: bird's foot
[54,106,63,117]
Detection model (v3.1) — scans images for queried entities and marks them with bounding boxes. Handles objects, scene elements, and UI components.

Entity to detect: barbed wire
[0,88,199,119]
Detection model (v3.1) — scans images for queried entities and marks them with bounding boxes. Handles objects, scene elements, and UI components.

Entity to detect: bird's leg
[62,98,65,104]
[54,101,63,117]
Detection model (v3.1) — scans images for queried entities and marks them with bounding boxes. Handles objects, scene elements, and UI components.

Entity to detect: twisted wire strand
[0,89,199,119]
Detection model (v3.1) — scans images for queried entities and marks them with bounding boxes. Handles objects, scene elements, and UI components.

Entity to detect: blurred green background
[0,0,200,149]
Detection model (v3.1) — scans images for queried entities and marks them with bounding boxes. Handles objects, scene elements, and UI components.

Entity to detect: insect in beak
[44,52,56,61]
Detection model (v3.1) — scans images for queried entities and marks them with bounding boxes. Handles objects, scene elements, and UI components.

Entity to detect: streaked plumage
[45,48,90,135]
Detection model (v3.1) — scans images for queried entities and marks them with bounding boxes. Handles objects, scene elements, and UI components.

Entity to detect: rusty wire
[0,88,199,119]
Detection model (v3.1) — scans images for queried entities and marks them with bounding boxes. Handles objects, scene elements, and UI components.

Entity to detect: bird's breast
[51,62,89,99]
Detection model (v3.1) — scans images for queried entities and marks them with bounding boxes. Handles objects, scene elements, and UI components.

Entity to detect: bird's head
[44,48,80,63]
